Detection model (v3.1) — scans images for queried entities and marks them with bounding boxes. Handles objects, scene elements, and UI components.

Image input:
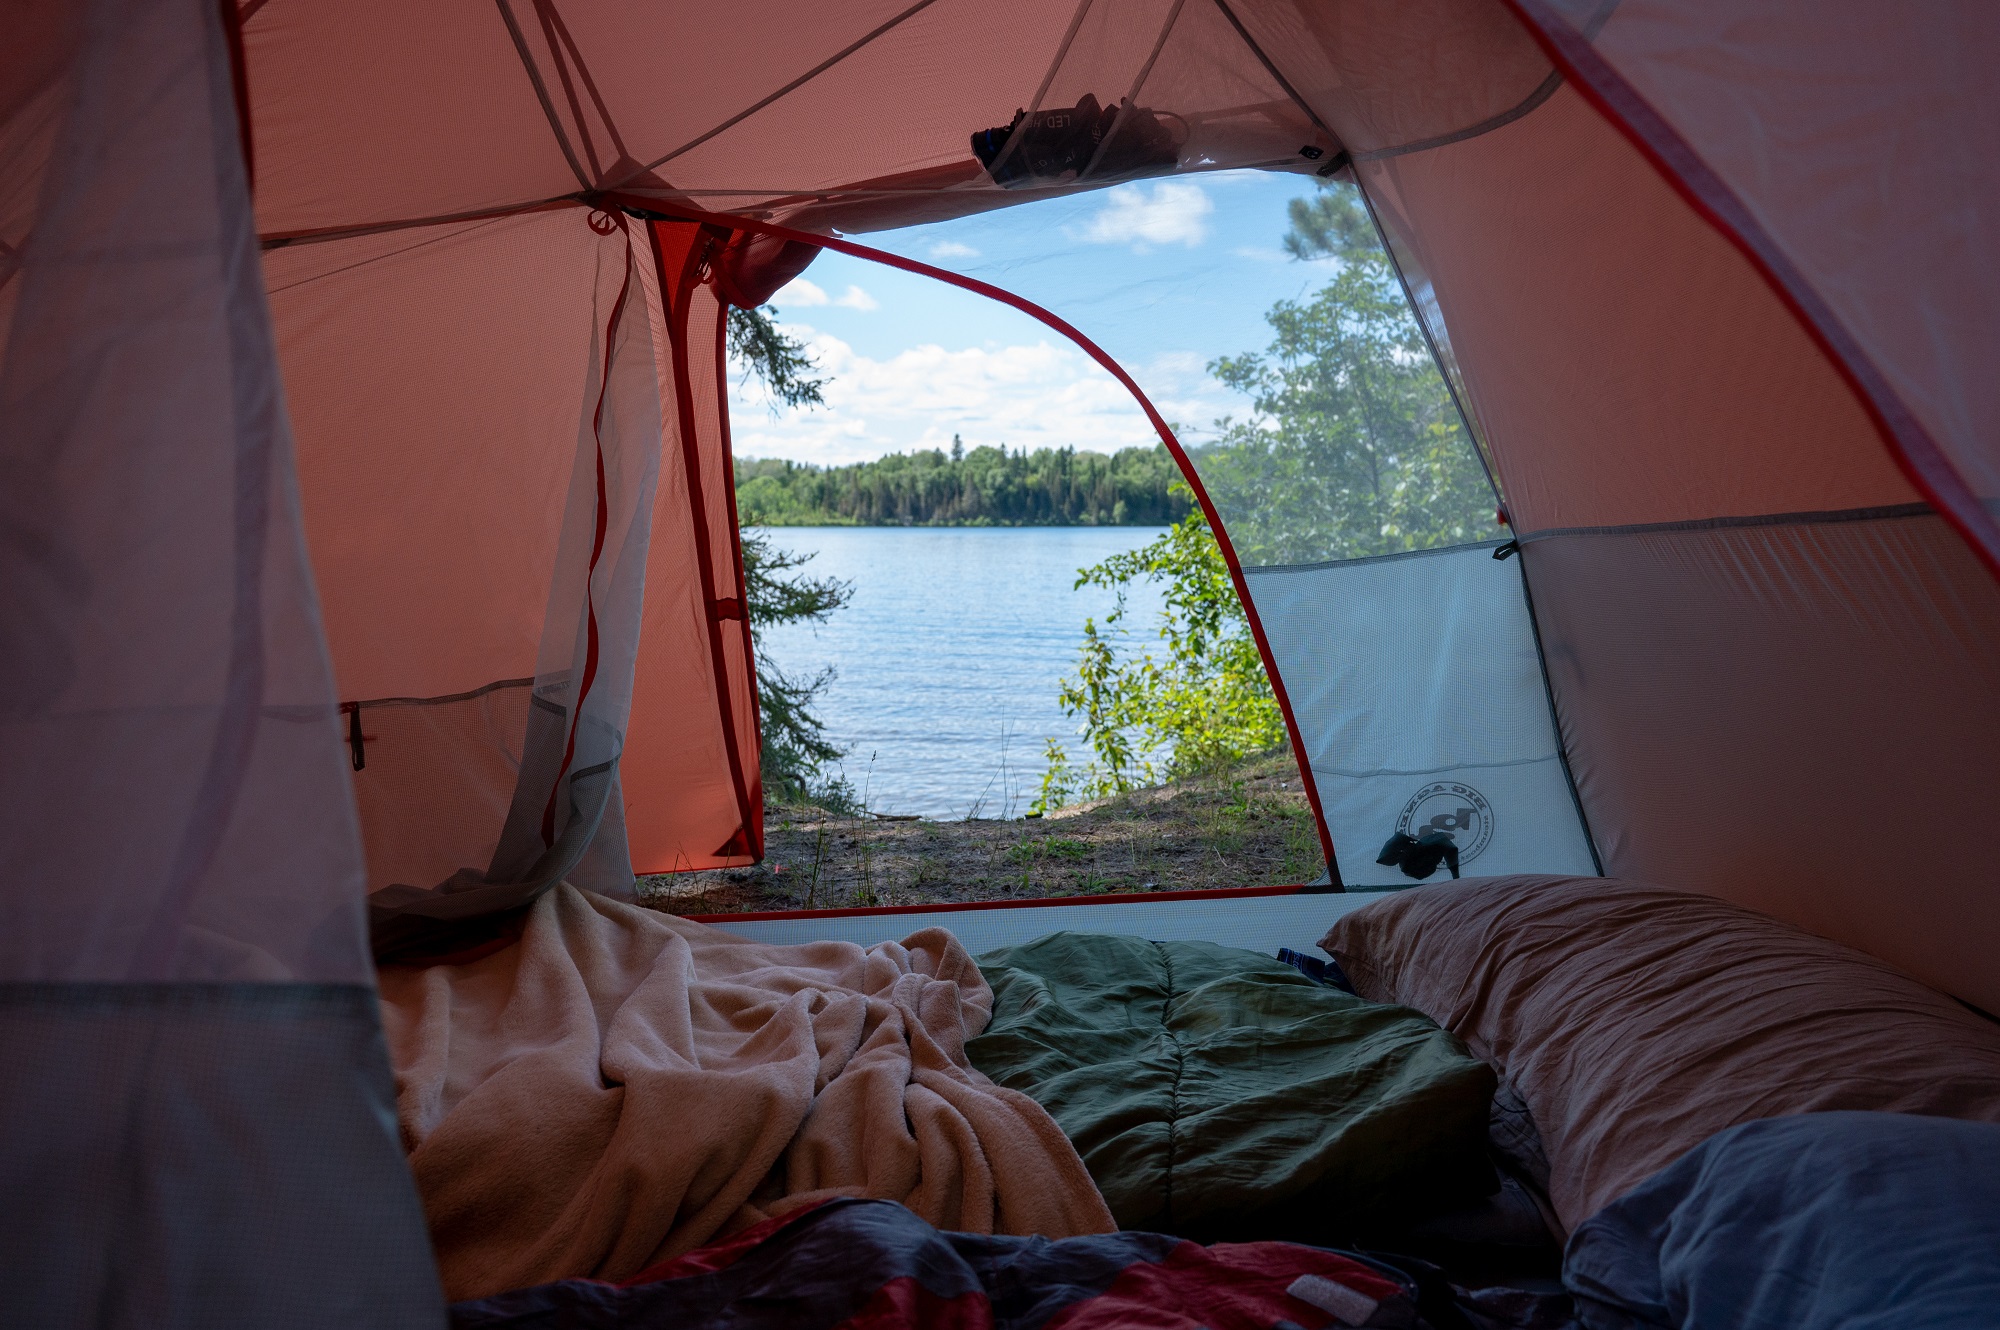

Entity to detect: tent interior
[5,0,1999,1325]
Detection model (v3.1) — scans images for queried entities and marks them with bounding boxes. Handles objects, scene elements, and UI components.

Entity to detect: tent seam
[494,0,592,189]
[1354,176,1504,503]
[1242,539,1511,576]
[1352,71,1562,164]
[612,0,946,188]
[1516,502,1938,543]
[340,677,535,711]
[262,210,533,294]
[1357,167,1596,876]
[1512,550,1604,875]
[1307,754,1565,781]
[1206,0,1338,142]
[259,198,575,251]
[981,0,1097,183]
[1078,0,1187,182]
[532,0,633,182]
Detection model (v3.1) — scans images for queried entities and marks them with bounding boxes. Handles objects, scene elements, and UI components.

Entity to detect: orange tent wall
[270,211,764,908]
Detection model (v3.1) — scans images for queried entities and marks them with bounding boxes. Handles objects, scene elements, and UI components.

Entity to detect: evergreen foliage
[740,529,856,809]
[727,306,825,412]
[734,442,1192,527]
[729,302,850,805]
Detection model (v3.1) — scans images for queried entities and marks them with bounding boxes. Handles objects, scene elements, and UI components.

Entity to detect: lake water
[752,526,1169,817]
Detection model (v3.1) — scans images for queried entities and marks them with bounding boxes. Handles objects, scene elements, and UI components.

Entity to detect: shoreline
[638,750,1319,917]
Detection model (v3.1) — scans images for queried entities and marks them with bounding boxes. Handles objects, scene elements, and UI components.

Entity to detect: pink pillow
[1320,876,2000,1231]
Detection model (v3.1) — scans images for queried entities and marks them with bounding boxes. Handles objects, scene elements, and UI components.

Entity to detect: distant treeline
[734,440,1194,526]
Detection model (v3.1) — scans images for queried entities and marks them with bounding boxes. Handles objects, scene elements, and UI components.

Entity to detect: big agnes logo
[1396,782,1494,865]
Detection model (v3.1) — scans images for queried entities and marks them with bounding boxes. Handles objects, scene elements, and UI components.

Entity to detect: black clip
[1492,540,1520,561]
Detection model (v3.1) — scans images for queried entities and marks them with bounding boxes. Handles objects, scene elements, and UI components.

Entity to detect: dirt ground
[637,749,1324,917]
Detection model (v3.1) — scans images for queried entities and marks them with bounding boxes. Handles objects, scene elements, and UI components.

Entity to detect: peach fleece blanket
[378,885,1113,1301]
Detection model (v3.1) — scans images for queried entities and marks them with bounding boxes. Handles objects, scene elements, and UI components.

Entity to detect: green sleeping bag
[967,932,1496,1242]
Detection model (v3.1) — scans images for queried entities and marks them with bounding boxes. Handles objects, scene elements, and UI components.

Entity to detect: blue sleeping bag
[1565,1111,2000,1330]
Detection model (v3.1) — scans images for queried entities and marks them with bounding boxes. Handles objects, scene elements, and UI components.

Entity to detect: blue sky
[727,168,1342,465]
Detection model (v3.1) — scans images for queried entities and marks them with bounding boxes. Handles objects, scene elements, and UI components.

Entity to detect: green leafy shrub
[1035,499,1286,811]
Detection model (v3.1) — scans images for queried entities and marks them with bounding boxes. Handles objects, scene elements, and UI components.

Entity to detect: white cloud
[1081,181,1213,250]
[729,324,1161,466]
[928,240,980,260]
[773,277,828,306]
[1148,350,1209,377]
[769,278,876,311]
[1131,350,1257,445]
[1233,243,1340,268]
